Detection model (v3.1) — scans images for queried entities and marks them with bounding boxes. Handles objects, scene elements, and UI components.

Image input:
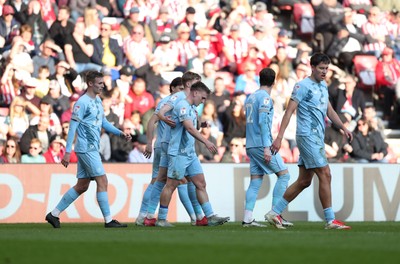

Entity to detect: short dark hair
[85,71,104,85]
[259,68,276,87]
[190,81,211,95]
[310,53,331,66]
[170,77,182,93]
[182,71,201,88]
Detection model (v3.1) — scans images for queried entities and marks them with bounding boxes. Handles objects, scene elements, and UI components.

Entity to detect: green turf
[0,222,399,264]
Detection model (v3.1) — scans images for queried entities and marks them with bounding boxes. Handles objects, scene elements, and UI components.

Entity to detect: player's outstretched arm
[102,117,132,142]
[271,99,297,154]
[143,114,158,159]
[156,104,176,127]
[183,119,218,154]
[62,119,79,168]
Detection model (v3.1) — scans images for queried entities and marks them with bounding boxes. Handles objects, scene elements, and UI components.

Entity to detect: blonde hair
[9,96,29,127]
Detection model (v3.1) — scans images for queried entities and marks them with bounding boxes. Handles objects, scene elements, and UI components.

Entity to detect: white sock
[244,210,253,223]
[105,215,112,223]
[51,208,61,217]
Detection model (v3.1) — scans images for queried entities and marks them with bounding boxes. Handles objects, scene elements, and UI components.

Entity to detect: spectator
[200,60,217,92]
[0,115,8,141]
[68,0,96,22]
[271,46,292,81]
[152,34,178,72]
[48,5,75,49]
[43,135,66,163]
[220,23,248,74]
[237,45,270,76]
[43,79,69,120]
[312,0,345,53]
[129,110,144,135]
[61,93,79,124]
[0,137,21,163]
[124,78,155,118]
[100,127,111,161]
[221,137,247,163]
[375,47,400,121]
[20,114,52,154]
[32,38,65,78]
[83,7,101,39]
[332,74,366,120]
[177,6,197,42]
[234,61,260,95]
[25,0,49,50]
[350,117,389,163]
[171,23,198,72]
[134,57,163,97]
[195,126,220,163]
[0,4,20,51]
[5,96,30,139]
[128,133,151,163]
[287,62,310,91]
[361,6,391,57]
[221,94,246,147]
[64,18,102,73]
[188,40,211,74]
[116,66,134,99]
[0,60,17,107]
[92,21,124,71]
[148,5,177,44]
[30,96,62,136]
[209,77,231,120]
[19,77,41,116]
[269,63,290,116]
[363,103,386,139]
[247,24,277,62]
[3,36,34,81]
[200,99,224,147]
[110,118,134,162]
[49,60,78,97]
[6,1,28,25]
[35,66,51,98]
[21,137,46,163]
[109,86,125,125]
[120,7,153,45]
[324,114,354,162]
[60,121,69,141]
[123,23,152,71]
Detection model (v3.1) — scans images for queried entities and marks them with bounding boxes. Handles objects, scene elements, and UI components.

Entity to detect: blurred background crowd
[0,0,400,164]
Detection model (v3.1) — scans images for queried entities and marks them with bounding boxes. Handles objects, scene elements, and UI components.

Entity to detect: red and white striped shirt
[0,79,16,106]
[123,38,151,68]
[171,40,198,66]
[220,35,248,68]
[361,21,389,52]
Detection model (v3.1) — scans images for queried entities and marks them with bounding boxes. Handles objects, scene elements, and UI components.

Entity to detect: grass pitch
[0,222,399,264]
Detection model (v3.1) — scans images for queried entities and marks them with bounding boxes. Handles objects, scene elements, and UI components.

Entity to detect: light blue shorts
[296,133,328,169]
[151,147,162,179]
[76,151,105,178]
[167,154,203,180]
[160,142,169,168]
[246,147,287,175]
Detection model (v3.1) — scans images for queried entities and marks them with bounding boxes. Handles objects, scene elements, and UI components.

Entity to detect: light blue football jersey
[154,95,171,149]
[291,77,329,138]
[69,94,104,153]
[160,91,187,144]
[245,89,274,148]
[168,99,197,157]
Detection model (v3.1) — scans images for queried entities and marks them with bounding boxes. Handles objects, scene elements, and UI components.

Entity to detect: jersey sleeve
[291,82,307,104]
[71,99,86,123]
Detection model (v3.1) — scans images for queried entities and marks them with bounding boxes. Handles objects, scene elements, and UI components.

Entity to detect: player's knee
[298,178,312,189]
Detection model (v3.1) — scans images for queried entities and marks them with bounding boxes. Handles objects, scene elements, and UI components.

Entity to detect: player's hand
[264,147,272,164]
[121,132,132,142]
[143,143,153,159]
[343,128,353,143]
[200,121,209,128]
[205,140,218,154]
[164,116,176,128]
[61,153,71,168]
[270,138,282,155]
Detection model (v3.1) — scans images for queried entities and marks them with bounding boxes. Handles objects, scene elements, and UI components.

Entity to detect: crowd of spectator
[0,0,400,164]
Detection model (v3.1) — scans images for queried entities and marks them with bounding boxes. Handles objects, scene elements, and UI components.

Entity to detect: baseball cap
[40,96,53,105]
[119,66,134,76]
[130,7,140,14]
[255,2,267,12]
[197,40,209,50]
[2,5,15,16]
[24,77,38,88]
[102,67,112,76]
[159,34,171,43]
[159,6,169,14]
[254,24,265,32]
[186,6,196,14]
[230,24,240,31]
[382,47,394,56]
[137,134,147,144]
